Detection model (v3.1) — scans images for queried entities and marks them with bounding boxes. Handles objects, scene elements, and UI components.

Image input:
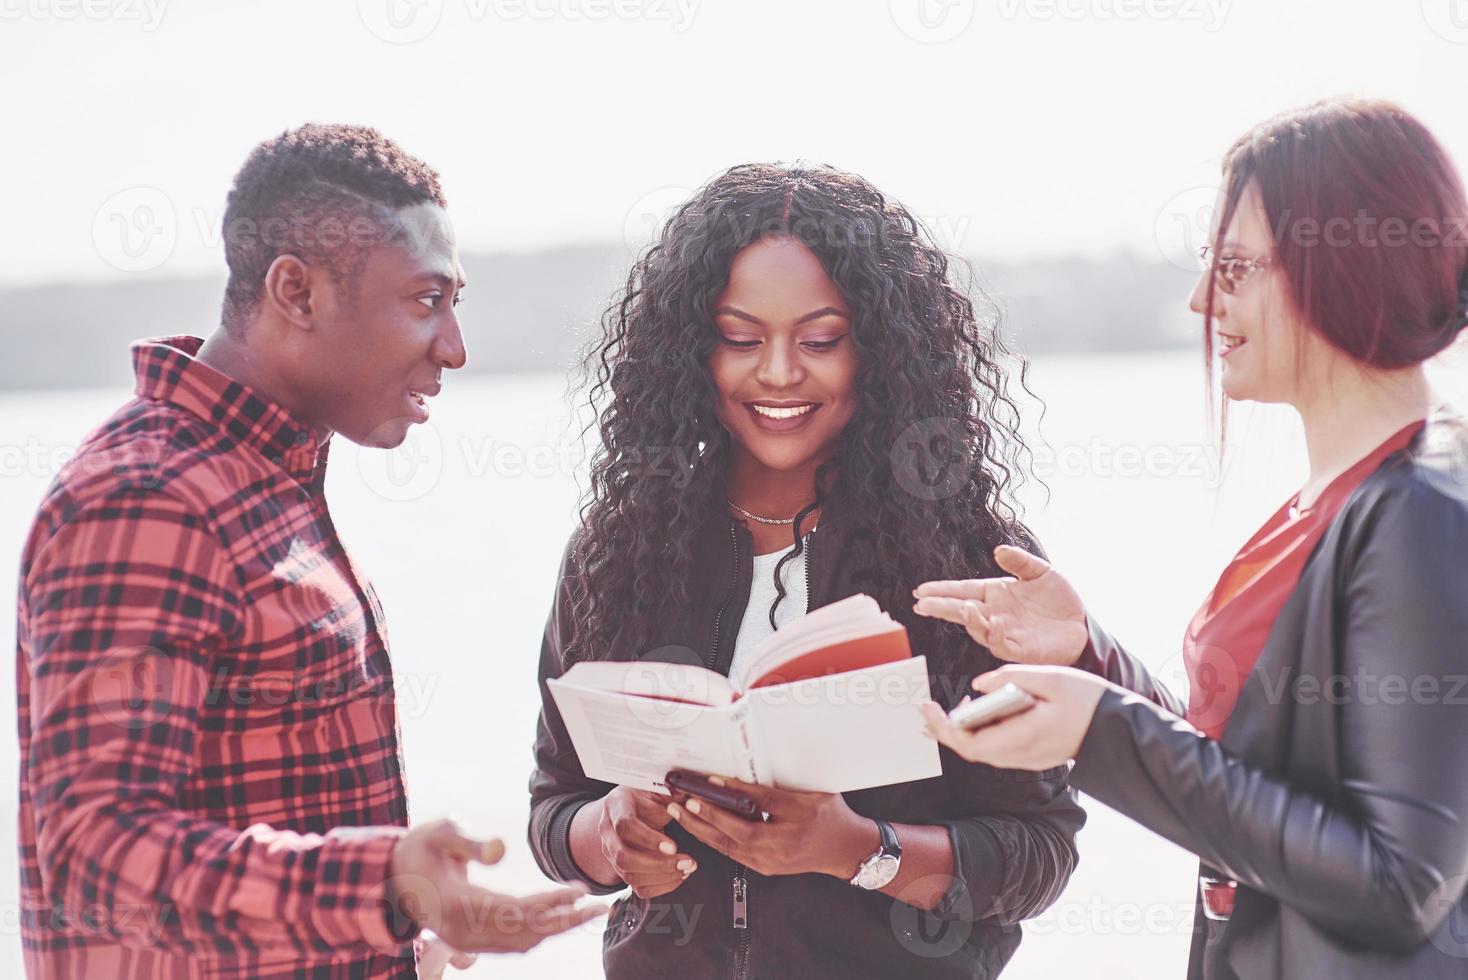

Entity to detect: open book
[547,594,943,794]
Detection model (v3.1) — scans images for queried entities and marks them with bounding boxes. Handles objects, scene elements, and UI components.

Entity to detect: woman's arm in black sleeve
[525,540,624,896]
[1070,480,1468,953]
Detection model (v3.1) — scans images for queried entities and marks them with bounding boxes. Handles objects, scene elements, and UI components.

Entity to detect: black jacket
[1072,411,1468,979]
[527,504,1085,979]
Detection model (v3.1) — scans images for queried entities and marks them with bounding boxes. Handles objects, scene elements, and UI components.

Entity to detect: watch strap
[875,818,901,859]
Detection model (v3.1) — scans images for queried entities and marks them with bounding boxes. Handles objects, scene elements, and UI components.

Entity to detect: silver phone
[948,683,1037,731]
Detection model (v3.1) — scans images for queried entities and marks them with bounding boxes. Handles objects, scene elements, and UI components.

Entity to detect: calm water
[2,349,1463,977]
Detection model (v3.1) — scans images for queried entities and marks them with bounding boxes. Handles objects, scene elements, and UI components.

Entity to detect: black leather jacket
[527,505,1085,979]
[1072,411,1468,979]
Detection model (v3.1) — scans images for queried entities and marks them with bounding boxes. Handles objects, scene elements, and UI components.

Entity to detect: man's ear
[262,254,315,329]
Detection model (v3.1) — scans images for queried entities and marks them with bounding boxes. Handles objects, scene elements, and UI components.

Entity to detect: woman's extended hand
[919,665,1110,770]
[913,545,1089,666]
[665,776,875,880]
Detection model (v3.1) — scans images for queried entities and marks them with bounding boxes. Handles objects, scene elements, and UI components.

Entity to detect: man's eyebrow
[410,271,467,290]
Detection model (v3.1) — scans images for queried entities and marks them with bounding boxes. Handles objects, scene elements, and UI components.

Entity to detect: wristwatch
[849,819,902,890]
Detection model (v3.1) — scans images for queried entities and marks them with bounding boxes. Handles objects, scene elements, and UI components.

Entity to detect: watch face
[860,854,900,889]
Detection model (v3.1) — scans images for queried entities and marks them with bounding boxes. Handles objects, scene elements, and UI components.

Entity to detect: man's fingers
[533,901,611,938]
[425,819,504,865]
[993,544,1052,581]
[515,883,592,910]
[416,932,478,977]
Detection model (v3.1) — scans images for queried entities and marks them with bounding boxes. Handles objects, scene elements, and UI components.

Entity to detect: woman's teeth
[1220,334,1247,350]
[752,404,815,419]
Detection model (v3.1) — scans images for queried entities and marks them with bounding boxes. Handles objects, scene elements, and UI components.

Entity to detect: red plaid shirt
[16,336,417,978]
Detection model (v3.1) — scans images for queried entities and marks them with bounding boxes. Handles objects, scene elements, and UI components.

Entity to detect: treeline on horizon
[0,243,1201,392]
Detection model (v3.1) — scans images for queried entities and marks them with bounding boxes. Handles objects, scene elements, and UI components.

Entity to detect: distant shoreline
[0,242,1199,393]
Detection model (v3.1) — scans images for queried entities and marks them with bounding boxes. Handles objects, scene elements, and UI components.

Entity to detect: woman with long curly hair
[527,163,1085,978]
[918,97,1468,979]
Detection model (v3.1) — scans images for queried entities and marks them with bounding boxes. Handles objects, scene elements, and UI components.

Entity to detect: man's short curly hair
[220,123,446,329]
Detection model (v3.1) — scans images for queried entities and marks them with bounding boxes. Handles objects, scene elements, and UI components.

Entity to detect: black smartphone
[664,769,760,820]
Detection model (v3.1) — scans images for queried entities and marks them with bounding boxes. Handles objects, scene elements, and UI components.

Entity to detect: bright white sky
[3,0,1466,286]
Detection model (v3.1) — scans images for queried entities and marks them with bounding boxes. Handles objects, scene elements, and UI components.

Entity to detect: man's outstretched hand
[388,818,608,955]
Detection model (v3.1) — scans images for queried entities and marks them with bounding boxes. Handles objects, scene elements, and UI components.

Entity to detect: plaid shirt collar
[131,335,329,487]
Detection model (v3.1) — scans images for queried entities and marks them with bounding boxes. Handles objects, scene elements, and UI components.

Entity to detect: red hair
[1203,97,1468,388]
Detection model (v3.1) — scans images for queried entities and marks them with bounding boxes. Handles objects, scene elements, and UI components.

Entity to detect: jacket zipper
[720,523,819,980]
[705,524,751,980]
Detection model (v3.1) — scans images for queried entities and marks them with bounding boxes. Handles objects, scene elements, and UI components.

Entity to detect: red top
[16,337,415,978]
[1182,418,1427,739]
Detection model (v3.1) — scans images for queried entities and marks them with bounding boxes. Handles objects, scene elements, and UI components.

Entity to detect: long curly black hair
[565,162,1037,664]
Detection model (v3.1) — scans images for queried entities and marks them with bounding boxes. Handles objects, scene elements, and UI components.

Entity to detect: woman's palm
[914,545,1088,666]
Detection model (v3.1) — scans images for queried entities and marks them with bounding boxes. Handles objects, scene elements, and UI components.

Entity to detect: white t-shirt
[729,537,810,685]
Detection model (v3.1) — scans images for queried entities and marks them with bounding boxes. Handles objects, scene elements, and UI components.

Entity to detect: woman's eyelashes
[717,334,847,351]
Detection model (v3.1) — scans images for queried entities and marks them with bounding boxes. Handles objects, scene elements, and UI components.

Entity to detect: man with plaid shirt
[15,124,604,978]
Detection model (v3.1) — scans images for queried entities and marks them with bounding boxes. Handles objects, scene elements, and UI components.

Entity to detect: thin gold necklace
[727,499,816,526]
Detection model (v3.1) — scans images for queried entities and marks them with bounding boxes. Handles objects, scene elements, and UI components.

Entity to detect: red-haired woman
[915,97,1468,979]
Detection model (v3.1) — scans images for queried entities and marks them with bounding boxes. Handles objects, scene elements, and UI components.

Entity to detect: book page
[745,656,943,793]
[546,680,758,794]
[555,660,736,706]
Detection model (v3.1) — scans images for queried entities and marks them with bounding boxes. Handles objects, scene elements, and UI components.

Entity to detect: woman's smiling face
[709,235,859,477]
[1190,179,1330,406]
